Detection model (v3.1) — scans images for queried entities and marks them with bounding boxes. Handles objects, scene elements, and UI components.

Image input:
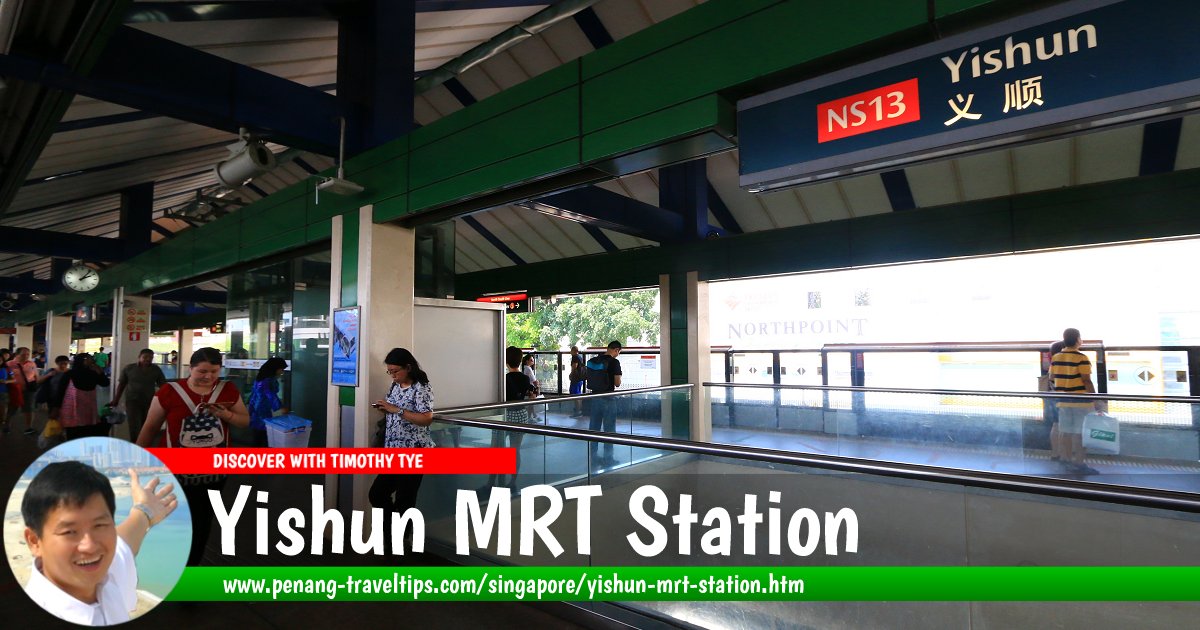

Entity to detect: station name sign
[738,0,1200,192]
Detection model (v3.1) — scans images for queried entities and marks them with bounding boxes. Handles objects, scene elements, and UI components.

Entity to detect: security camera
[214,133,277,187]
[316,176,364,196]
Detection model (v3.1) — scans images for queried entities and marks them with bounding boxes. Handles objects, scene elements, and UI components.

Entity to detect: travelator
[418,383,1199,628]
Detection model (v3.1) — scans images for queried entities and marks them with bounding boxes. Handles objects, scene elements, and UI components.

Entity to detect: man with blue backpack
[585,340,623,467]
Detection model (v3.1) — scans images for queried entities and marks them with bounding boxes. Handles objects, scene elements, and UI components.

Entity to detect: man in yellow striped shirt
[1051,328,1100,473]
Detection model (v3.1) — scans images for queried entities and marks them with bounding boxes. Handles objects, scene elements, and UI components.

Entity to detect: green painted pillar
[659,271,711,441]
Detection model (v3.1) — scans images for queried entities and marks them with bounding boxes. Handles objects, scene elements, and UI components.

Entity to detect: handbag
[372,418,386,448]
[1082,412,1120,455]
[103,405,127,425]
[38,419,65,450]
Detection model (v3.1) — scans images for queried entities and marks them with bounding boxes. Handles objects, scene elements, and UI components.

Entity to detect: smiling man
[21,461,177,626]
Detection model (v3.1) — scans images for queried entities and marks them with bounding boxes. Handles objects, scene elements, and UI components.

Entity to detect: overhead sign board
[739,0,1200,192]
[476,292,533,314]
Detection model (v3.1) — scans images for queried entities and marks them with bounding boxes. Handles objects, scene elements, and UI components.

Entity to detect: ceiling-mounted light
[314,117,363,202]
[214,127,277,187]
[165,188,249,225]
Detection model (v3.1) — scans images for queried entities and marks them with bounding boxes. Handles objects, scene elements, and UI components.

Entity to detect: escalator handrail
[437,383,694,415]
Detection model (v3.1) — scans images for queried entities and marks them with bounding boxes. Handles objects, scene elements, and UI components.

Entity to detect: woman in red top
[136,347,249,565]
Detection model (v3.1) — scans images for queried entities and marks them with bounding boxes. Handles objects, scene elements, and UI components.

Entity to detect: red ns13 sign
[817,78,921,143]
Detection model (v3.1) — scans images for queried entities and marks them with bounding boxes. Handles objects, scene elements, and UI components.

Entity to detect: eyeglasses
[387,368,405,375]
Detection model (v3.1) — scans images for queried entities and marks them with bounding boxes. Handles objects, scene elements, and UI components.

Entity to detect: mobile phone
[371,403,382,408]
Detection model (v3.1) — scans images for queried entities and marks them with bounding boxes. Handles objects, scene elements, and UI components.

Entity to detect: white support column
[177,328,193,379]
[112,290,153,392]
[46,312,73,360]
[352,204,415,510]
[686,271,712,443]
[15,325,34,350]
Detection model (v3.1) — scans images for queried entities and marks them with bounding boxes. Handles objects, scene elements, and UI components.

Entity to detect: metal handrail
[703,381,1199,404]
[429,412,1200,513]
[437,383,693,415]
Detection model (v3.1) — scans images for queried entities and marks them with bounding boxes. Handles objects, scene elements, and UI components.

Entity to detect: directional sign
[503,299,533,314]
[477,292,532,314]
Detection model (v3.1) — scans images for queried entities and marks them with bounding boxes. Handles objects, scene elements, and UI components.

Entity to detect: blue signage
[331,306,359,387]
[739,0,1200,191]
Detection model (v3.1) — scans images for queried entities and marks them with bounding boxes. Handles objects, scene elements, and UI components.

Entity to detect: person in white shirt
[521,353,540,396]
[21,461,178,626]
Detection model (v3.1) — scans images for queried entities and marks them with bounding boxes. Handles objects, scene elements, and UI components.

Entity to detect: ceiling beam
[0,227,127,261]
[338,0,415,151]
[152,287,227,305]
[0,0,131,219]
[125,1,549,22]
[0,26,342,156]
[531,186,723,244]
[0,277,59,294]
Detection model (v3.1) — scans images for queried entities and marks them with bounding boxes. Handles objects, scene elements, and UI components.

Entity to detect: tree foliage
[505,289,659,350]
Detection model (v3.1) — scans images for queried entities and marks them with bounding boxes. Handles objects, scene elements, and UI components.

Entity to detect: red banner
[147,448,515,475]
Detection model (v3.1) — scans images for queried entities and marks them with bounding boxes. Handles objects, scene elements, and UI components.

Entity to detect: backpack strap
[164,382,194,448]
[167,381,199,415]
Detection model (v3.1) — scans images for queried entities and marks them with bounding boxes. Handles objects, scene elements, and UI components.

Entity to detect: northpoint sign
[739,0,1200,191]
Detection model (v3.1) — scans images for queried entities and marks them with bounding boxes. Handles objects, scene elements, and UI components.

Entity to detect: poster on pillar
[331,306,359,387]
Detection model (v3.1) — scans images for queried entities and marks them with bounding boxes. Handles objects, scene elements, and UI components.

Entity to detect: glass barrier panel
[420,414,1200,628]
[441,389,690,441]
[522,353,552,394]
[616,352,662,389]
[708,353,728,404]
[156,362,178,380]
[708,385,1200,495]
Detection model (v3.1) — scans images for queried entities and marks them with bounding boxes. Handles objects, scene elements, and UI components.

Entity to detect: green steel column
[338,211,359,407]
[668,271,690,439]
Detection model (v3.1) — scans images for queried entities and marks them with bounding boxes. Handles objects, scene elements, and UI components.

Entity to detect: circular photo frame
[4,437,192,626]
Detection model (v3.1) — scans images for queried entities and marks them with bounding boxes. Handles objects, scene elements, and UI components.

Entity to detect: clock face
[63,265,100,292]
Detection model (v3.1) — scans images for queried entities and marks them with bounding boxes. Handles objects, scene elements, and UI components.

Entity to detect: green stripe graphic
[168,566,1200,602]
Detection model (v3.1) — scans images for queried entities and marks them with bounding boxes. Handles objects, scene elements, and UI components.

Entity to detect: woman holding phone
[368,348,434,515]
[136,347,249,565]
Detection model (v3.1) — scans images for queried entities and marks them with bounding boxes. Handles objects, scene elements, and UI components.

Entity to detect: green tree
[504,289,659,350]
[505,308,542,349]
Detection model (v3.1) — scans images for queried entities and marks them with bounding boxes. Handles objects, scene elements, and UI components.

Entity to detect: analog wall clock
[62,264,100,292]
